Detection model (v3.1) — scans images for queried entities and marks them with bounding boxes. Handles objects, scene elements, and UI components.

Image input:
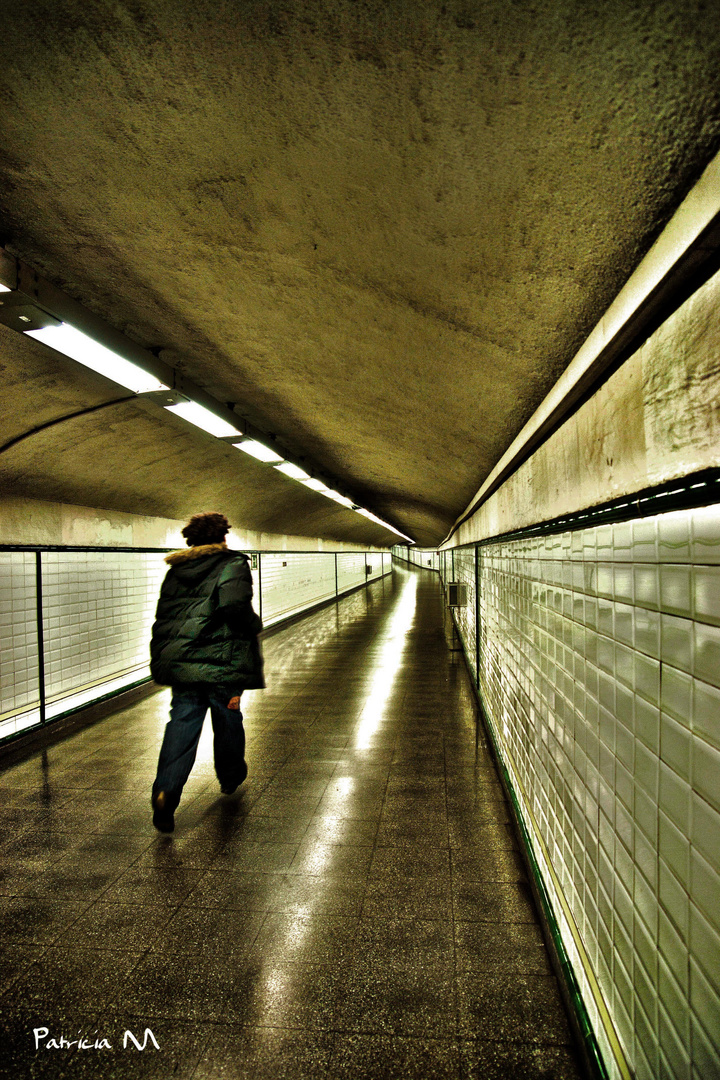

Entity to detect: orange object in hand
[227,696,241,711]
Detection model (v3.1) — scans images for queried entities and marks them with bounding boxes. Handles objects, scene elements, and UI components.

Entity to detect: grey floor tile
[4,946,145,1014]
[288,842,374,878]
[363,877,453,920]
[192,1025,336,1080]
[0,896,92,944]
[248,912,359,965]
[0,571,583,1079]
[0,942,46,994]
[267,874,367,916]
[154,906,266,955]
[454,920,551,973]
[329,1033,461,1079]
[353,917,454,969]
[370,846,452,878]
[456,972,575,1043]
[302,815,379,847]
[55,901,179,950]
[336,956,456,1037]
[0,1004,102,1080]
[99,866,205,906]
[223,960,345,1029]
[459,1039,584,1079]
[453,880,538,922]
[115,952,229,1022]
[450,845,527,883]
[185,870,287,911]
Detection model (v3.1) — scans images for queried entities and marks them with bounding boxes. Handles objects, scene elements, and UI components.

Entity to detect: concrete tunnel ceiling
[2,1,720,548]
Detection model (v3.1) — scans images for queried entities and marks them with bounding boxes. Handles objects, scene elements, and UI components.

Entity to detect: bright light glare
[357,508,385,525]
[164,400,241,438]
[234,439,284,464]
[355,506,414,542]
[355,575,417,748]
[0,283,11,293]
[274,462,310,481]
[302,478,330,492]
[25,323,168,394]
[325,491,354,507]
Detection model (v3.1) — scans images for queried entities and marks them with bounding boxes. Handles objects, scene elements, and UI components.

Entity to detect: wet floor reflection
[354,573,417,750]
[0,565,582,1079]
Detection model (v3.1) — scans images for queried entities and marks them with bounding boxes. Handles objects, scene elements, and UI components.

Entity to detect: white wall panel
[391,546,440,572]
[365,553,383,581]
[441,503,720,1080]
[0,545,390,744]
[336,552,366,594]
[258,552,337,627]
[41,551,166,713]
[0,552,40,738]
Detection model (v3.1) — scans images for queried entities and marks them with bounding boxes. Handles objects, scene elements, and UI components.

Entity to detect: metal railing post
[35,551,46,725]
[475,544,480,688]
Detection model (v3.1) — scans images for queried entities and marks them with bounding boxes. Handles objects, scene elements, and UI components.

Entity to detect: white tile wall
[1,547,391,743]
[436,504,720,1080]
[259,552,337,626]
[336,552,367,594]
[0,552,40,737]
[41,551,167,705]
[392,546,440,572]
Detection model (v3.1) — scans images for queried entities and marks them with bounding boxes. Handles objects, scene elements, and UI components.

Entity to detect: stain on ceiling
[1,0,720,546]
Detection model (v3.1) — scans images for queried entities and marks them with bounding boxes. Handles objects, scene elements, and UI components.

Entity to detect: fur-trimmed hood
[165,542,230,565]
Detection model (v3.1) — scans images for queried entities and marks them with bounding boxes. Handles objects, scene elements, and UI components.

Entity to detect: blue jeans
[152,685,247,808]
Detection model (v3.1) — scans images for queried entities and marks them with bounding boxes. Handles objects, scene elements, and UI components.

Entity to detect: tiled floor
[0,566,584,1079]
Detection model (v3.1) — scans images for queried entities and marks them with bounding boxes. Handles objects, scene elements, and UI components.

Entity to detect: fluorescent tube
[356,507,414,541]
[25,322,168,394]
[325,491,355,508]
[0,284,10,293]
[234,439,284,464]
[274,462,310,481]
[164,401,241,438]
[302,478,330,492]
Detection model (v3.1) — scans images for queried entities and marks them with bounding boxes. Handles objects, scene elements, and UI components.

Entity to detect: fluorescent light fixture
[25,322,168,394]
[234,439,284,464]
[164,400,241,438]
[356,508,383,523]
[325,490,355,508]
[302,478,330,493]
[274,462,310,481]
[356,506,415,542]
[0,283,10,293]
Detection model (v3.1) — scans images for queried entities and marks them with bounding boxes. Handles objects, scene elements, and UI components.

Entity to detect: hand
[227,696,241,711]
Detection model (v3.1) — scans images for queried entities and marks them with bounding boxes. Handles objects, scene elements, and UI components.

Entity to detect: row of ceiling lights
[0,273,414,542]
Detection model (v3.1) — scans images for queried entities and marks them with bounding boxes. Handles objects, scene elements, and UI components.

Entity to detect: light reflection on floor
[354,573,418,750]
[0,566,582,1079]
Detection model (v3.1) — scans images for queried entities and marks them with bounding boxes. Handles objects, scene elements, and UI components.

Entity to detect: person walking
[149,511,264,833]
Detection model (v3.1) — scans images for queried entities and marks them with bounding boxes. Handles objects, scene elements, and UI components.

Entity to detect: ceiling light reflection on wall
[164,400,242,438]
[274,462,310,481]
[25,323,168,394]
[235,439,284,464]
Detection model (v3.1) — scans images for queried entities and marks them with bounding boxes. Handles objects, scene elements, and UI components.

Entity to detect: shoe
[152,791,175,833]
[220,762,248,795]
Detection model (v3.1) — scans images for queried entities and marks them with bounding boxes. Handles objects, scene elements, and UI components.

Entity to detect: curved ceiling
[1,0,720,546]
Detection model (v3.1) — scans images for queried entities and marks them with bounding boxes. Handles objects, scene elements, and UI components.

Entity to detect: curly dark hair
[182,512,230,547]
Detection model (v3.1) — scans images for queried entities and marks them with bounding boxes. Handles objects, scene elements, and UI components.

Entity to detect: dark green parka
[150,544,264,689]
